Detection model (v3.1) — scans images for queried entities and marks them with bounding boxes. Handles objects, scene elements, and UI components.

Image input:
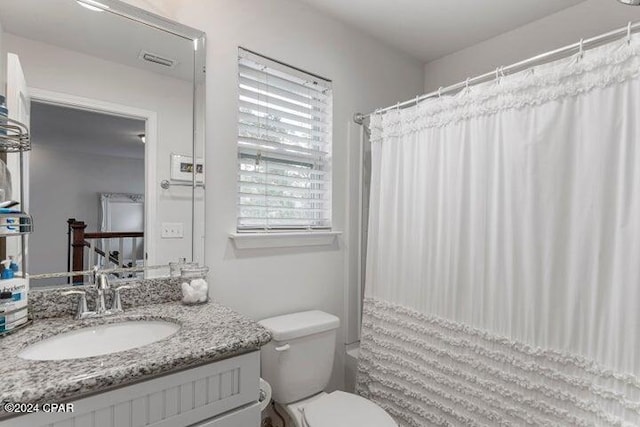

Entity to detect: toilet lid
[302,391,396,427]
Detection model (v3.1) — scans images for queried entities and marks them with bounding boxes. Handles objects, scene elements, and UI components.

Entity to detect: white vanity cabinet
[1,351,261,427]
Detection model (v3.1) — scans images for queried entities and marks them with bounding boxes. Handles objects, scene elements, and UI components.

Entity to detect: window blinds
[237,48,332,231]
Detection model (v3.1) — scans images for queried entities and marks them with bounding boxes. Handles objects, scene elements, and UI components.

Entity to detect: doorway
[27,89,157,285]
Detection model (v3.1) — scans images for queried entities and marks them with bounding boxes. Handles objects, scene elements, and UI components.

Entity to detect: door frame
[28,87,158,268]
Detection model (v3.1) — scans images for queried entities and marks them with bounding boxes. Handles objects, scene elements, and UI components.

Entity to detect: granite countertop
[0,299,272,407]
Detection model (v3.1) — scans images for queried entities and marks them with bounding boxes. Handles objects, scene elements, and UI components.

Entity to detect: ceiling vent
[138,50,177,68]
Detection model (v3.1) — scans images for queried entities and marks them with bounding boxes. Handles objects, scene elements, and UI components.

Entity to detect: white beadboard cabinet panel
[165,386,180,418]
[113,401,131,427]
[194,377,208,408]
[94,407,112,427]
[149,389,165,424]
[192,402,260,427]
[0,351,260,427]
[131,396,147,427]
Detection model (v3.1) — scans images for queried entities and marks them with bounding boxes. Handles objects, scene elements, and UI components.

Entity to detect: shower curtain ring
[438,87,442,98]
[465,78,470,90]
[495,67,500,83]
[628,22,632,45]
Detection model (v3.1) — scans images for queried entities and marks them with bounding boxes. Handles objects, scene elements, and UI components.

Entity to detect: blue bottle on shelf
[0,95,7,136]
[0,260,14,280]
[9,256,19,274]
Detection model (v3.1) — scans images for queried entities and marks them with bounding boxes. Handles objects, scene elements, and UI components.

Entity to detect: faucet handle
[62,290,89,319]
[111,285,132,313]
[96,272,110,290]
[89,265,100,286]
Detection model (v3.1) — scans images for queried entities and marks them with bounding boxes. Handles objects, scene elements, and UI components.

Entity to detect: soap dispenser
[0,260,13,280]
[8,256,19,276]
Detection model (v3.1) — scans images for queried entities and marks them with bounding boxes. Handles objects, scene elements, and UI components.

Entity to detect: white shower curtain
[357,37,640,426]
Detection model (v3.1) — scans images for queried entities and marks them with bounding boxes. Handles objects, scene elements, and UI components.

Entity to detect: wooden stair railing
[67,218,144,284]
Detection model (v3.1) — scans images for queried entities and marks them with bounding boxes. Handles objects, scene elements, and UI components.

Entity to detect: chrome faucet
[95,273,109,315]
[63,271,132,319]
[61,290,91,320]
[111,285,132,313]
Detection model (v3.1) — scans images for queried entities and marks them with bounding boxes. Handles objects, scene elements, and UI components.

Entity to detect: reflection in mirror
[30,104,146,287]
[0,0,206,287]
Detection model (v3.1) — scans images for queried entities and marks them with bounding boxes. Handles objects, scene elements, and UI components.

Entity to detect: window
[236,48,332,232]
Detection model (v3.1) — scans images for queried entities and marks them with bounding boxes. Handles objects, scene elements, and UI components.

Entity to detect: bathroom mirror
[0,0,206,286]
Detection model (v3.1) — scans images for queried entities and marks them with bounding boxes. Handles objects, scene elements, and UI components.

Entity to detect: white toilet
[259,310,396,427]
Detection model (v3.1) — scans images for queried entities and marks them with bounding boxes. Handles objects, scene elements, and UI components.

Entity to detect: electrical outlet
[161,222,183,239]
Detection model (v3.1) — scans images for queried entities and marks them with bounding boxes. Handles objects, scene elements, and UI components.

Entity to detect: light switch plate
[161,222,183,239]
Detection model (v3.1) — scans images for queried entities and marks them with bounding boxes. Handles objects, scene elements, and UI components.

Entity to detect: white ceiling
[297,0,586,62]
[0,0,195,80]
[31,102,145,160]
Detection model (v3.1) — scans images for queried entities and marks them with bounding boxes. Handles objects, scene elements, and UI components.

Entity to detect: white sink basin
[19,320,180,361]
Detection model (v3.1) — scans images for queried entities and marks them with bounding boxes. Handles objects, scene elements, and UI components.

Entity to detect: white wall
[160,0,425,391]
[2,34,194,267]
[29,144,143,284]
[424,0,640,91]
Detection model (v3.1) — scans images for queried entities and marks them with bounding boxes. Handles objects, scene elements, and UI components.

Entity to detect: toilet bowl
[259,310,397,427]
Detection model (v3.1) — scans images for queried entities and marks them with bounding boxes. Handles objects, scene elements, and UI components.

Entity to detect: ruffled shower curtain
[356,37,640,426]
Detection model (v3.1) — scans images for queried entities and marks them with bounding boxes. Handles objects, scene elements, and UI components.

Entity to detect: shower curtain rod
[353,20,640,125]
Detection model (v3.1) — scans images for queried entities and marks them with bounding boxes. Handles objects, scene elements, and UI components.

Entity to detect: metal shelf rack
[0,116,32,263]
[0,117,30,152]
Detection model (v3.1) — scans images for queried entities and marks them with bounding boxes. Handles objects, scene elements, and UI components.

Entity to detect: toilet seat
[301,391,396,427]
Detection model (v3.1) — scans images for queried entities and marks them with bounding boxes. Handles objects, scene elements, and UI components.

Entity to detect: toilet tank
[259,310,340,404]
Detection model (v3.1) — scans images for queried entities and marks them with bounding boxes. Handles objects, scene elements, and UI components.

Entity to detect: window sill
[229,231,341,249]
